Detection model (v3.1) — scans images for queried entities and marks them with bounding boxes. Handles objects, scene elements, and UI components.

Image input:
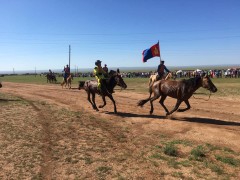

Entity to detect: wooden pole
[69,45,71,73]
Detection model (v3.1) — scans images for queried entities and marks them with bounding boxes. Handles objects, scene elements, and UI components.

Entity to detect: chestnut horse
[138,74,217,116]
[78,70,127,113]
[61,74,72,89]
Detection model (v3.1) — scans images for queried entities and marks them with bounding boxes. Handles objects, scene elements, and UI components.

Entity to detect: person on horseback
[63,64,70,81]
[157,60,170,80]
[93,60,108,93]
[49,69,52,75]
[103,64,108,73]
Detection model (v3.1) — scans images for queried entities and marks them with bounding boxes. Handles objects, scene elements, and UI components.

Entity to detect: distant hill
[0,64,239,74]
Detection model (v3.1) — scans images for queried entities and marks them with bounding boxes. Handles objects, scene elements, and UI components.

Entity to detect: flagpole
[158,40,162,61]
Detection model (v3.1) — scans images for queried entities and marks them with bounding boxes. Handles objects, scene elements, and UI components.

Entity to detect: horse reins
[193,91,212,101]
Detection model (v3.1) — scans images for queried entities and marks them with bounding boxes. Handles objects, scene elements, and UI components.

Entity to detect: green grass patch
[96,166,112,174]
[190,145,207,161]
[215,155,240,167]
[204,161,224,175]
[163,143,179,157]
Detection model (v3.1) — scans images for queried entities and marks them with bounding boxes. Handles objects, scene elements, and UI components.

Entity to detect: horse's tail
[78,81,85,90]
[137,98,150,107]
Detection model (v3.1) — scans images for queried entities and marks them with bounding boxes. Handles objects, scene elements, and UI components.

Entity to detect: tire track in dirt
[26,100,54,179]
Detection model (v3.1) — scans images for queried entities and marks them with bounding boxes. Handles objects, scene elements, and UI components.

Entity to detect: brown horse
[46,73,57,83]
[137,74,217,116]
[0,82,2,88]
[78,70,127,113]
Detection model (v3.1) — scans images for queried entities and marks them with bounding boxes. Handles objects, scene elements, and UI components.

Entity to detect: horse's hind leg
[87,92,98,111]
[177,99,191,112]
[167,99,183,115]
[99,96,106,108]
[149,94,161,115]
[159,95,169,114]
[91,93,99,111]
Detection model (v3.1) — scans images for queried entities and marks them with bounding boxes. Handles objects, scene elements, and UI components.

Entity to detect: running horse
[78,70,127,113]
[61,74,73,89]
[46,73,57,83]
[137,74,217,116]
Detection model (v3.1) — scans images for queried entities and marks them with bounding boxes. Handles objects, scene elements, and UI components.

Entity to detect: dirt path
[2,82,240,153]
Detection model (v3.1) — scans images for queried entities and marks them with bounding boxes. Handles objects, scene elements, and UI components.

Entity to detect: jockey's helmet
[95,60,102,65]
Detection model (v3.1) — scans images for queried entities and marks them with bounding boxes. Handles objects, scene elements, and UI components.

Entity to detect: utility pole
[69,45,71,73]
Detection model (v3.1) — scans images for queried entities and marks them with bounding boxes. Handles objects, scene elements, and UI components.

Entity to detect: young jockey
[63,64,70,81]
[157,60,170,80]
[103,64,108,73]
[93,60,107,92]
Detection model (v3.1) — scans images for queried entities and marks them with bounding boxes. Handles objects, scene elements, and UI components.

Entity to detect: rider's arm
[164,66,170,73]
[157,65,161,75]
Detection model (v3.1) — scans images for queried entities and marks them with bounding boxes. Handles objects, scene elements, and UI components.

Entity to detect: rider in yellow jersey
[93,60,108,92]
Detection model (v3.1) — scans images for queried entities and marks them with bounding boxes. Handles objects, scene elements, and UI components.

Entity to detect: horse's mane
[108,70,117,76]
[180,76,202,88]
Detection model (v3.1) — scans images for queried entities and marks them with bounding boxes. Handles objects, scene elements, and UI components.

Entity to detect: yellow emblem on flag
[153,47,159,55]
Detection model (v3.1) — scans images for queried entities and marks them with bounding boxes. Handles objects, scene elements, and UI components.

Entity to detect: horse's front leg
[108,94,117,114]
[99,95,106,108]
[177,99,191,112]
[167,99,182,115]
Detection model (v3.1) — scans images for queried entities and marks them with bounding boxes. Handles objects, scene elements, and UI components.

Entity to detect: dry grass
[0,92,240,179]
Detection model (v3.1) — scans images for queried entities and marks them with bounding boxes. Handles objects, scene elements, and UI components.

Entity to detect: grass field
[1,75,240,97]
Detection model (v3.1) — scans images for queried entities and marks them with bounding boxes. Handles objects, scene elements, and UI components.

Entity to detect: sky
[0,0,240,72]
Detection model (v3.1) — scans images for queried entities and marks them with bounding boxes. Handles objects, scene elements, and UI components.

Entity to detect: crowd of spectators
[73,68,240,79]
[172,68,240,79]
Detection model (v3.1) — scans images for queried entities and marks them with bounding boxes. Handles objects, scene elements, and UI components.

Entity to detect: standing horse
[78,70,127,113]
[138,74,217,116]
[0,82,2,88]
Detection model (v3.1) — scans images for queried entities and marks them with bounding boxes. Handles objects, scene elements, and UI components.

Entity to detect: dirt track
[2,82,240,152]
